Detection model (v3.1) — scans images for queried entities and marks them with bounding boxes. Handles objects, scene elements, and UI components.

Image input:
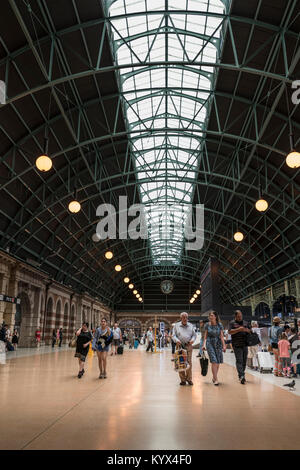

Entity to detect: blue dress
[205,323,224,364]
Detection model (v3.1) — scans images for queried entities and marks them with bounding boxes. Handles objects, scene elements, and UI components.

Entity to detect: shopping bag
[69,336,77,348]
[199,353,209,376]
[174,347,190,372]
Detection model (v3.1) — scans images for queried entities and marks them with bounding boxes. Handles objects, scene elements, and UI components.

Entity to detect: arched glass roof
[107,0,227,265]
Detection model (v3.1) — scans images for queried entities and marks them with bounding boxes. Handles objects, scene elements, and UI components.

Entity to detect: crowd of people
[1,312,300,386]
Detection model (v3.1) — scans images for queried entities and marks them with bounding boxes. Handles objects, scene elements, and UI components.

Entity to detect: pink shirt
[278,339,290,358]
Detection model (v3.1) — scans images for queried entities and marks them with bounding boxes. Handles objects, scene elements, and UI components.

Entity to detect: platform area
[0,346,299,450]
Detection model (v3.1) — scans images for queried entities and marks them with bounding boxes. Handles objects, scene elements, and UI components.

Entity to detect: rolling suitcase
[117,345,124,355]
[257,351,273,373]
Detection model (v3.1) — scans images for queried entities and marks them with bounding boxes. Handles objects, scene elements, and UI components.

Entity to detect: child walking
[278,333,291,378]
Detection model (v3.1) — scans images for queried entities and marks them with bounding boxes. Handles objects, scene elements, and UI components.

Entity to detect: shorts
[74,352,88,362]
[113,339,120,346]
[281,357,291,368]
[225,340,232,345]
[96,344,109,352]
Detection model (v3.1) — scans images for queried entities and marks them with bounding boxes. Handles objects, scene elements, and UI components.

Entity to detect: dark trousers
[59,338,62,347]
[52,338,56,348]
[146,341,154,352]
[233,346,248,378]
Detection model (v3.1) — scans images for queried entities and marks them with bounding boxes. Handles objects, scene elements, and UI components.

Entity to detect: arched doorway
[119,318,142,337]
[44,297,53,345]
[273,295,298,318]
[255,302,270,319]
[17,292,32,348]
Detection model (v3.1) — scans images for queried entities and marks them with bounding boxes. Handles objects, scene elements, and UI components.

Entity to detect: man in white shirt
[172,312,197,386]
[111,322,122,355]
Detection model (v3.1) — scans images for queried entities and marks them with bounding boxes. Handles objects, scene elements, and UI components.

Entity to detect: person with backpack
[247,321,261,370]
[269,317,284,377]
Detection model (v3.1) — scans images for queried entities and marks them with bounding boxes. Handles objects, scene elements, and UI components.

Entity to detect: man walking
[146,327,154,352]
[172,312,197,386]
[111,322,122,355]
[229,310,251,384]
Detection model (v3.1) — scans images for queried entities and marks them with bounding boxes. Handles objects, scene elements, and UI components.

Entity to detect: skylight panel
[107,0,226,265]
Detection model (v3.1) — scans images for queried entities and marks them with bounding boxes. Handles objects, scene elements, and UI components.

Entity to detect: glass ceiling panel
[107,0,227,265]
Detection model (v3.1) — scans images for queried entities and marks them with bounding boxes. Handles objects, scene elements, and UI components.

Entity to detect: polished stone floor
[0,346,299,450]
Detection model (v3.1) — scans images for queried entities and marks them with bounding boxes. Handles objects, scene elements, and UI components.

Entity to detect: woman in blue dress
[203,311,226,386]
[92,317,113,379]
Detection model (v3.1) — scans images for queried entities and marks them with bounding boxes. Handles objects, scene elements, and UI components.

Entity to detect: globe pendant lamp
[255,185,268,212]
[286,133,300,168]
[36,129,52,172]
[68,189,81,213]
[105,251,113,260]
[234,231,244,242]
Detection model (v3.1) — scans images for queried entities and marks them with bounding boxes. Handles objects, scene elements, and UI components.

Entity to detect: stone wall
[0,251,111,347]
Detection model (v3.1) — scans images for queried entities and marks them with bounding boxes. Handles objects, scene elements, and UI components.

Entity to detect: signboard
[0,295,21,305]
[159,322,165,349]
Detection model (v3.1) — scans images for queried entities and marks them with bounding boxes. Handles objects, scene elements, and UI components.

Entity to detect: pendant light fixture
[124,277,130,283]
[105,251,113,260]
[234,231,244,242]
[36,126,52,172]
[286,85,300,168]
[255,184,268,213]
[115,265,122,272]
[68,189,81,213]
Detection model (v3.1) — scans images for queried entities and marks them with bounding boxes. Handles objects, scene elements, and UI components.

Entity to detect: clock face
[160,280,174,295]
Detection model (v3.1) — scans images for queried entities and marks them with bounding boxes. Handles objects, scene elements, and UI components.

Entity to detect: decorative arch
[144,318,171,331]
[254,302,270,318]
[273,295,298,317]
[119,317,142,334]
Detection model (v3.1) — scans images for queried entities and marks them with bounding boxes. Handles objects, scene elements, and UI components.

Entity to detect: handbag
[69,336,77,348]
[199,352,209,376]
[246,331,260,347]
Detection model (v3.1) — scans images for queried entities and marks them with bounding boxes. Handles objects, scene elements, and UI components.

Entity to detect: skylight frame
[107,0,227,266]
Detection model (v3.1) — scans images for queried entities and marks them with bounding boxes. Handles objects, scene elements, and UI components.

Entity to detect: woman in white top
[248,321,262,370]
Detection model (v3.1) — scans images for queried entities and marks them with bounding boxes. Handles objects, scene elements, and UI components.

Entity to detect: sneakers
[187,380,193,386]
[103,372,107,379]
[99,373,103,379]
[180,381,186,386]
[240,376,246,384]
[78,370,84,379]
